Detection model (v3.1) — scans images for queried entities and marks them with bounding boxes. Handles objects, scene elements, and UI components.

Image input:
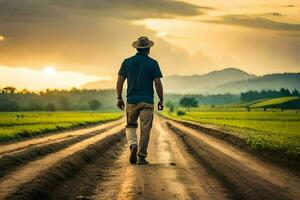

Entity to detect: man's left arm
[153,61,164,110]
[154,78,164,110]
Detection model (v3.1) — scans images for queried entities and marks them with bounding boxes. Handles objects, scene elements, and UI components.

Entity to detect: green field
[249,96,299,108]
[0,112,123,142]
[222,96,300,110]
[162,110,300,159]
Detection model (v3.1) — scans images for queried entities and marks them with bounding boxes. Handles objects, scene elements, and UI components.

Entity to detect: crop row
[0,112,123,142]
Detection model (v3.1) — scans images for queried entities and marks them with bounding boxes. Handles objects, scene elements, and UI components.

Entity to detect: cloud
[50,0,213,19]
[283,5,295,8]
[281,33,300,39]
[259,4,296,9]
[264,12,284,17]
[0,13,209,76]
[0,0,299,78]
[253,12,285,18]
[0,0,211,22]
[205,15,300,31]
[0,0,50,19]
[0,0,215,76]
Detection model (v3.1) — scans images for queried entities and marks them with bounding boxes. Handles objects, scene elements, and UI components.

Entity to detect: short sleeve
[118,59,127,77]
[153,61,163,79]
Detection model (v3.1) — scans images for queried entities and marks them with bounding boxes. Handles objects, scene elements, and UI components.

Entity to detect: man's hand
[158,100,164,110]
[116,75,126,110]
[154,78,164,111]
[117,98,125,110]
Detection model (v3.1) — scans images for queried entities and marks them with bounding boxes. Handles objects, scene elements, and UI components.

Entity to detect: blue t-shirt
[118,52,163,104]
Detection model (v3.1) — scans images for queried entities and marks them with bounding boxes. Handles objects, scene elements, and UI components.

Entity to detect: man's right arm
[116,75,126,110]
[154,78,164,110]
[116,59,127,110]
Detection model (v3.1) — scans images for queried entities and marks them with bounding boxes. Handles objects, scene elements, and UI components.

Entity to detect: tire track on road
[92,117,230,200]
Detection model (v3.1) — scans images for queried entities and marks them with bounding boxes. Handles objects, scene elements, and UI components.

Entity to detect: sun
[0,35,5,41]
[43,66,56,76]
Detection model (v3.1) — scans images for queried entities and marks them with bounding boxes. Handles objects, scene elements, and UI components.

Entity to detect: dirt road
[0,116,299,200]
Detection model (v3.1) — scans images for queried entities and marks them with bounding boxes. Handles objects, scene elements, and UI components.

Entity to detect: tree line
[0,87,116,111]
[241,88,300,102]
[165,88,300,113]
[1,86,299,112]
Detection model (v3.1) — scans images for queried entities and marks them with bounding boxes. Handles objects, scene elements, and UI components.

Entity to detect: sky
[0,0,299,90]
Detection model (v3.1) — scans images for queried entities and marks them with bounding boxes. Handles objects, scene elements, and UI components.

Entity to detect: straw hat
[132,36,154,49]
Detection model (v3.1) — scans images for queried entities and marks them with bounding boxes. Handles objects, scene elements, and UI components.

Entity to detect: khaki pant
[126,102,154,158]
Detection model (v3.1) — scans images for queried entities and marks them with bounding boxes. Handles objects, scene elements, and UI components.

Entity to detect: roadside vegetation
[0,112,123,142]
[162,92,300,161]
[162,110,300,160]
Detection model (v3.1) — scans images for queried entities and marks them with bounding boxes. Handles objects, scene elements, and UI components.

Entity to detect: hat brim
[132,40,154,49]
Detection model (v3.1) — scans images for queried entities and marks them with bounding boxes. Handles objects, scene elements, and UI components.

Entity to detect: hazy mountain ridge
[162,68,256,94]
[81,68,255,92]
[215,73,300,94]
[81,68,300,94]
[82,80,116,90]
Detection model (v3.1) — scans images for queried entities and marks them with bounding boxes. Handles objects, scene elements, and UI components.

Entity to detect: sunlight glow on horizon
[0,65,107,91]
[0,35,5,41]
[43,66,56,76]
[156,31,168,38]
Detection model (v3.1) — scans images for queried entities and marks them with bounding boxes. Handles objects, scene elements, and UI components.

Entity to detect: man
[116,36,164,165]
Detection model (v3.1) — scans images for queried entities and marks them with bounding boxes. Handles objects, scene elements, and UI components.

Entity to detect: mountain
[162,68,255,94]
[82,79,116,90]
[81,68,255,93]
[214,73,300,94]
[81,68,300,94]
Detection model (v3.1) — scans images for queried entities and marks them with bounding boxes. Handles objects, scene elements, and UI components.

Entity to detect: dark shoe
[137,156,149,165]
[129,144,137,164]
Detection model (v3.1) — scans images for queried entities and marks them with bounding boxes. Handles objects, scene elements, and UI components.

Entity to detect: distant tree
[58,96,70,110]
[165,101,175,112]
[0,100,20,111]
[26,102,43,111]
[2,87,16,94]
[241,90,259,102]
[241,88,294,102]
[45,89,51,94]
[185,94,239,105]
[179,97,198,111]
[291,89,300,96]
[89,99,101,110]
[70,87,80,93]
[246,106,251,112]
[177,110,186,116]
[46,103,56,111]
[20,89,30,95]
[0,88,118,111]
[280,88,291,96]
